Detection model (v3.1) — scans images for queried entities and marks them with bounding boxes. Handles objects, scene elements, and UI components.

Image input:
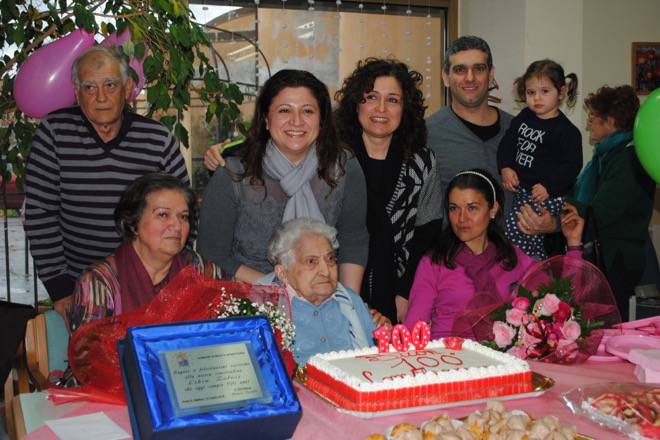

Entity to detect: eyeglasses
[450,63,488,76]
[79,79,122,96]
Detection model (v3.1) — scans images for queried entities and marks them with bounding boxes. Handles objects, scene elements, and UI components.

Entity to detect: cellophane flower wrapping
[453,255,621,363]
[67,266,291,400]
[562,382,660,439]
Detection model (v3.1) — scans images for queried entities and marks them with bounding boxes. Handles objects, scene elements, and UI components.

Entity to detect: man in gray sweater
[426,35,513,216]
[428,35,560,237]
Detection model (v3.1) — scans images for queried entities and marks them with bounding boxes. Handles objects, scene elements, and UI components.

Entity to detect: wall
[458,0,525,113]
[460,0,584,157]
[524,0,583,149]
[582,0,660,231]
[582,0,660,107]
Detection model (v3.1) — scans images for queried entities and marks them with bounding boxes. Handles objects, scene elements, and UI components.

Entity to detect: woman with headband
[403,169,585,339]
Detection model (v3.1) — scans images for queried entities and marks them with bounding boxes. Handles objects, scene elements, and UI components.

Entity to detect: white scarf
[262,139,325,223]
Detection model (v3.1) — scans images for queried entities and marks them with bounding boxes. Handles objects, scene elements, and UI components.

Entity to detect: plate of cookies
[562,383,659,440]
[365,401,591,440]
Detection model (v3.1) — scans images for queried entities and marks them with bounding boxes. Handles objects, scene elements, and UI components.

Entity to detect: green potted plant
[1,0,244,195]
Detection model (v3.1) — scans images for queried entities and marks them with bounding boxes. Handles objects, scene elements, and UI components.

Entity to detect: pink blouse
[404,247,580,339]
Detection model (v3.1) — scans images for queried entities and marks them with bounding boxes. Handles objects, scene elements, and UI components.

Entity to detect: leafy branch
[1,0,244,188]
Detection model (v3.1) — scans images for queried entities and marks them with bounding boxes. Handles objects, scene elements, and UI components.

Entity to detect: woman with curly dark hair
[566,85,655,319]
[334,58,443,323]
[198,70,368,292]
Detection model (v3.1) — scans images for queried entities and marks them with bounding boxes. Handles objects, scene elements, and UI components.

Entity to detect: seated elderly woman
[404,169,584,339]
[266,218,388,364]
[68,173,222,331]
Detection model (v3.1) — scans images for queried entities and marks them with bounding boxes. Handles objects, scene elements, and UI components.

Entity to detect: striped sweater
[24,106,189,301]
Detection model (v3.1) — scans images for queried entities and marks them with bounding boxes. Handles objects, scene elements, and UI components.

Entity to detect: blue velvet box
[119,317,301,440]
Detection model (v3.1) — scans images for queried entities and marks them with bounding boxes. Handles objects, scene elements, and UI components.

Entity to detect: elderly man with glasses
[24,46,188,321]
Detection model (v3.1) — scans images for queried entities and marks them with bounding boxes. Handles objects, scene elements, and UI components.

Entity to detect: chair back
[2,301,35,438]
[24,311,69,389]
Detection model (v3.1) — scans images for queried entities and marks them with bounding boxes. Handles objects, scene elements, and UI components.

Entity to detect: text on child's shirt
[515,122,546,169]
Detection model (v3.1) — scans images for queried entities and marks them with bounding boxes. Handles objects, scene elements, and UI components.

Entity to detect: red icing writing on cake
[357,349,465,382]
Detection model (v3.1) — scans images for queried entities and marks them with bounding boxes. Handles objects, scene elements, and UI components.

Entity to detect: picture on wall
[631,42,660,95]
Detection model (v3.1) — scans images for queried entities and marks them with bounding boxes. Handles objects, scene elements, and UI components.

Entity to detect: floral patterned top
[69,249,221,331]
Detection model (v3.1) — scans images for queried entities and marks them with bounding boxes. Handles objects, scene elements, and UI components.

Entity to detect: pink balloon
[100,29,130,47]
[14,29,95,118]
[101,29,146,101]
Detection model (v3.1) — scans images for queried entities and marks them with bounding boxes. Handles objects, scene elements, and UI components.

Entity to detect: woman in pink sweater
[404,169,584,339]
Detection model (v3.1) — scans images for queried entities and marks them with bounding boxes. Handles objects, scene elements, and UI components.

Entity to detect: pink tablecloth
[25,360,636,440]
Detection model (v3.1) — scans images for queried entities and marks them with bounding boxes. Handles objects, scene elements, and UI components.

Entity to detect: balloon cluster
[14,29,146,118]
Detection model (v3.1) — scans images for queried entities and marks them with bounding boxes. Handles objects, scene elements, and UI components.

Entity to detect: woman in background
[567,85,655,319]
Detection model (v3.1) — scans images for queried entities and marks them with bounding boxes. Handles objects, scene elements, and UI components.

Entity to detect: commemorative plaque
[120,317,301,440]
[159,342,271,417]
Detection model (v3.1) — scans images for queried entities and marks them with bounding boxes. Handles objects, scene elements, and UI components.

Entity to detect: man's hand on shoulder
[203,140,229,171]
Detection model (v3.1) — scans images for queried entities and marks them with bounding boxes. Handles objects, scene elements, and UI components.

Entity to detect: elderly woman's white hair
[268,218,339,269]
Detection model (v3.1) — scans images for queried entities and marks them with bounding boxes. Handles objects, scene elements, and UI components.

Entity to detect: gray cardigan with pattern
[426,106,514,214]
[197,155,369,276]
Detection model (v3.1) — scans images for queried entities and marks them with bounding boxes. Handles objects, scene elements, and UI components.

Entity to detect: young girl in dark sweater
[497,59,583,259]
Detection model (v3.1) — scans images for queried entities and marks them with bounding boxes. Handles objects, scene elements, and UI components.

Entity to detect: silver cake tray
[300,371,555,419]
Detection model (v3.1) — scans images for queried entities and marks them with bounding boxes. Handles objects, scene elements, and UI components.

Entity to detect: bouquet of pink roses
[487,275,603,362]
[454,256,621,363]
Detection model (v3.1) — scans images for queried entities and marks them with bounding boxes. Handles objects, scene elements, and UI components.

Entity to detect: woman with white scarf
[197,70,368,292]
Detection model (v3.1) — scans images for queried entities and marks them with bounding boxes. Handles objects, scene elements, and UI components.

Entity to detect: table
[22,360,637,439]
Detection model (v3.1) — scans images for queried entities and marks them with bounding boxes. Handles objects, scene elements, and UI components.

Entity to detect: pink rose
[539,294,560,316]
[521,312,531,325]
[493,321,516,348]
[553,301,572,322]
[512,296,530,311]
[520,326,542,347]
[506,308,526,327]
[550,322,564,336]
[507,345,528,360]
[561,320,581,342]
